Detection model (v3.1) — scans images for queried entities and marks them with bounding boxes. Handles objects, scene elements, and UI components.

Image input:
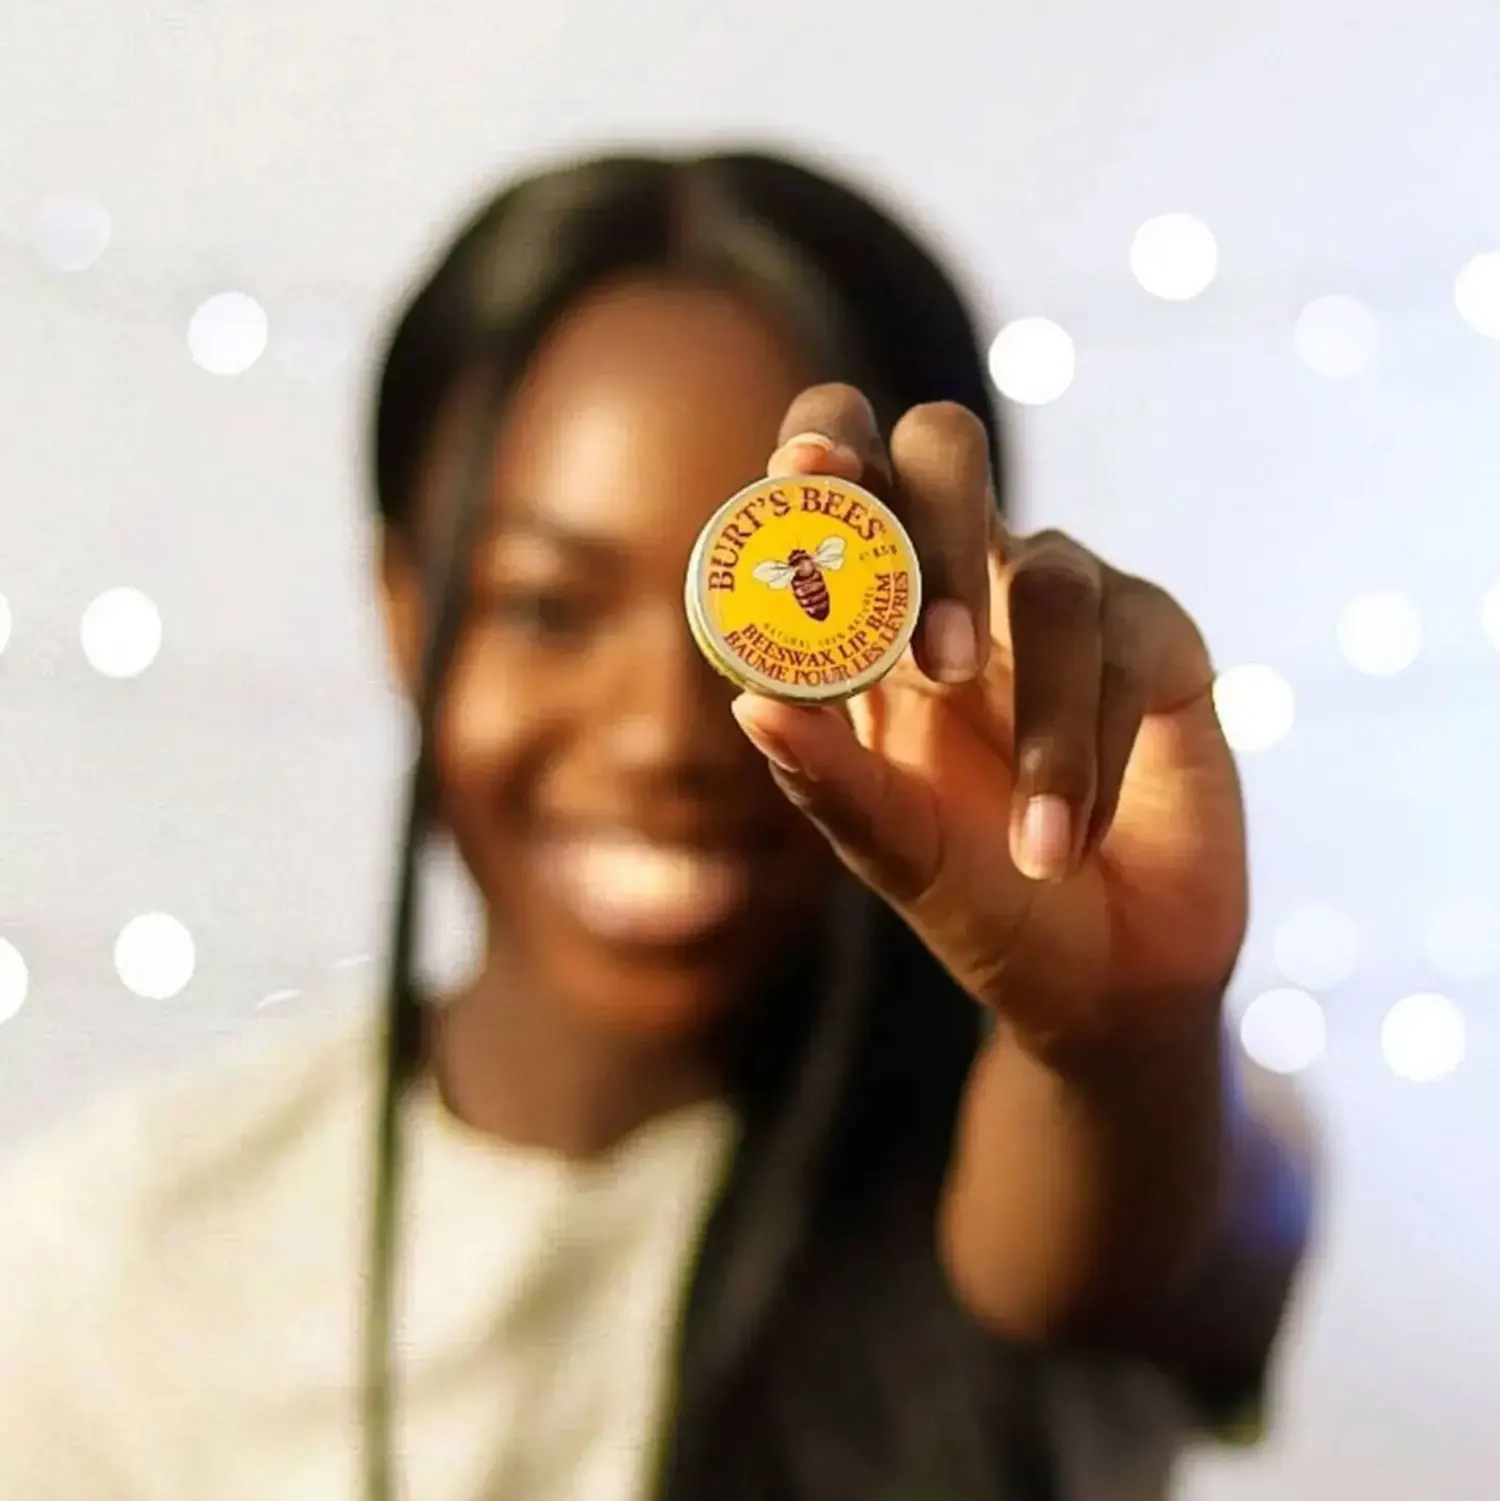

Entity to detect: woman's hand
[731,384,1248,1058]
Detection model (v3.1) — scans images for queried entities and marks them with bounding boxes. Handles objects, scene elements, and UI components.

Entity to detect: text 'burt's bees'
[685,475,922,703]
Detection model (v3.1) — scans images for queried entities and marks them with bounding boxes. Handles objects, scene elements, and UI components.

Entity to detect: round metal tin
[685,474,921,703]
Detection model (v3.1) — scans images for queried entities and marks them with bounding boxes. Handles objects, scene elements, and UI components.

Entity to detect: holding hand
[730,384,1248,1056]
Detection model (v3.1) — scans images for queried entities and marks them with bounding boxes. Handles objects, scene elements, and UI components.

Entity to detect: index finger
[888,402,995,684]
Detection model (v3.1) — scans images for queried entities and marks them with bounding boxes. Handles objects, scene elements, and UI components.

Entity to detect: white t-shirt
[0,1003,735,1501]
[0,1001,1213,1501]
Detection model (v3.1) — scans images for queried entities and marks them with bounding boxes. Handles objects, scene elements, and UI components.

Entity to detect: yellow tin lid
[685,475,921,703]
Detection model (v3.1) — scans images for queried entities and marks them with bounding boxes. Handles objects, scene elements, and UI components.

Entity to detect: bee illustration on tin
[751,537,846,622]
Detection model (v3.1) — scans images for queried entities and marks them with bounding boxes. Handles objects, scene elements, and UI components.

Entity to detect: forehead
[486,278,809,549]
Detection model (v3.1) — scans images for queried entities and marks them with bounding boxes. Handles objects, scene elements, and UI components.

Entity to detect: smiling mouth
[536,831,755,948]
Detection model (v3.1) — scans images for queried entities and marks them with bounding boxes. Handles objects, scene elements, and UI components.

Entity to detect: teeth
[541,836,749,945]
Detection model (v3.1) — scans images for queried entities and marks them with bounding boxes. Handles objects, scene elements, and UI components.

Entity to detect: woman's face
[383,277,834,1040]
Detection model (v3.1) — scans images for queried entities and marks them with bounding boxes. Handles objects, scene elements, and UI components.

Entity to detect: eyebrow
[480,514,627,568]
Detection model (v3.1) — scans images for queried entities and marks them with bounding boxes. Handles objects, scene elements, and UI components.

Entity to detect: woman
[0,150,1312,1500]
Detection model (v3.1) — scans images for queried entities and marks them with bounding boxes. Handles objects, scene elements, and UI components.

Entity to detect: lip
[540,808,777,857]
[533,828,757,948]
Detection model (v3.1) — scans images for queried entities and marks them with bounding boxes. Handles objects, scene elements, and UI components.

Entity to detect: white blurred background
[2,1,1498,1496]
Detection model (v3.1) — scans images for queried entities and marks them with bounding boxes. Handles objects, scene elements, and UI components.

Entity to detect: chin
[549,933,752,1041]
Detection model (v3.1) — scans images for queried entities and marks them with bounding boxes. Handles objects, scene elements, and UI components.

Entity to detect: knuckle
[1099,655,1148,711]
[1021,530,1104,581]
[1100,590,1154,670]
[892,400,989,452]
[889,406,994,577]
[889,405,994,500]
[1106,576,1212,683]
[1021,526,1077,553]
[805,380,870,409]
[784,383,879,444]
[1010,554,1101,621]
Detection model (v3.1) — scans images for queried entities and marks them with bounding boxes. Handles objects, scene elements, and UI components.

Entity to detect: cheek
[432,636,544,813]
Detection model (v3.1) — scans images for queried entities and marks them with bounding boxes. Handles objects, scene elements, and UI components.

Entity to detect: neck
[429,959,722,1161]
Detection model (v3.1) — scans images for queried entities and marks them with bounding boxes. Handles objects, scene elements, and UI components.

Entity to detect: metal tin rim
[683,540,749,692]
[685,475,923,703]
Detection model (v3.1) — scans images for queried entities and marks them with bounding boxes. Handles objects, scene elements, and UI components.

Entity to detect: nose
[599,599,742,782]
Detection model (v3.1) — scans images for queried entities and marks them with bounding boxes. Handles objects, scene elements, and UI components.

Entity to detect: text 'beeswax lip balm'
[685,474,921,703]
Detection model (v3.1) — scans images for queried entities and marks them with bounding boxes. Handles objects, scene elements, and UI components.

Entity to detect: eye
[484,586,595,645]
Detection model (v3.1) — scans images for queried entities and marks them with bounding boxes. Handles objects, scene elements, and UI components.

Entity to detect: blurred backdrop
[2,1,1498,1496]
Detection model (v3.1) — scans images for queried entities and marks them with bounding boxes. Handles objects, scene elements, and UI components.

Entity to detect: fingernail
[922,600,981,683]
[1016,795,1073,882]
[769,432,861,476]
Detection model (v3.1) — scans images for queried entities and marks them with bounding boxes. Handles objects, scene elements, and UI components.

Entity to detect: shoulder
[0,992,387,1490]
[0,990,381,1295]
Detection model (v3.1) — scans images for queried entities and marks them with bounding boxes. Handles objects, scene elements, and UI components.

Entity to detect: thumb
[731,694,941,904]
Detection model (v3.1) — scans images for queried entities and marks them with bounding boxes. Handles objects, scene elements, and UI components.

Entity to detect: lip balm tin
[684,474,921,703]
